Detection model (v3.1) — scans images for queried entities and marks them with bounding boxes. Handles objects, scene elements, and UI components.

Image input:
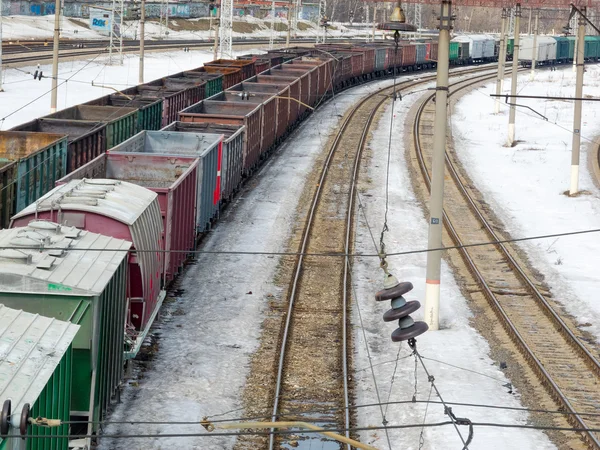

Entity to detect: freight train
[0,36,593,448]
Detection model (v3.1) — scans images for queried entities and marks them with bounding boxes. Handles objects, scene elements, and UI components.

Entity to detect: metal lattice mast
[508,6,515,35]
[108,0,124,65]
[414,3,422,36]
[269,0,276,48]
[159,0,170,40]
[316,0,326,43]
[365,2,370,41]
[220,0,233,58]
[292,0,300,37]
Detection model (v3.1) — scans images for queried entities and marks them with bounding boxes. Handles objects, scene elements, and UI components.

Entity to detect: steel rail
[413,72,600,449]
[268,64,498,450]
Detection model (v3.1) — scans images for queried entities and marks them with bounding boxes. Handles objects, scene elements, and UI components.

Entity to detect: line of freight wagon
[0,37,516,449]
[2,31,600,447]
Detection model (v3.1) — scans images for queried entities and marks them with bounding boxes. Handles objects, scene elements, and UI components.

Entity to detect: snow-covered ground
[0,48,268,130]
[453,65,600,343]
[351,81,556,449]
[0,14,376,41]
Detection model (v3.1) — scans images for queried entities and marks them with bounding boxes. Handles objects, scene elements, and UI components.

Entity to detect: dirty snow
[453,65,600,343]
[351,78,556,449]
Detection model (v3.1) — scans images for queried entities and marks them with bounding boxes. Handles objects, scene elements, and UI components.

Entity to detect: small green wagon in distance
[0,305,79,450]
[449,41,459,63]
[0,220,131,445]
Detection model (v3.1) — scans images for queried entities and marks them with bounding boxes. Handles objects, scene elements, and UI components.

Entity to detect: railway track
[413,72,600,448]
[266,64,499,450]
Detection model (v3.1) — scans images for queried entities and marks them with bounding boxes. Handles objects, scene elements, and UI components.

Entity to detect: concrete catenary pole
[570,7,586,195]
[0,0,4,93]
[507,3,521,147]
[50,0,61,113]
[494,8,507,114]
[286,1,292,47]
[527,7,531,34]
[139,0,145,84]
[213,4,220,59]
[530,9,538,79]
[372,4,377,41]
[423,0,452,331]
[572,17,578,72]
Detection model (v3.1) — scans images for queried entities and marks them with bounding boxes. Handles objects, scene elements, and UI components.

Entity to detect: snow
[0,14,377,41]
[351,78,556,449]
[0,47,267,130]
[453,65,600,343]
[95,78,413,450]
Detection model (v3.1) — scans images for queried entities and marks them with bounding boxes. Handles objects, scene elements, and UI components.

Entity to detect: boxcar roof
[0,305,79,413]
[13,179,157,226]
[0,221,130,296]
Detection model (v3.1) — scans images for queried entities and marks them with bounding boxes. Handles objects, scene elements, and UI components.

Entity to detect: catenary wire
[3,226,599,256]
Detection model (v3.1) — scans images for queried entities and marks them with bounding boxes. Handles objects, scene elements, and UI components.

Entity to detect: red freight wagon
[329,52,353,86]
[13,118,107,173]
[203,66,243,90]
[319,44,375,77]
[237,54,272,75]
[11,179,165,353]
[256,74,301,124]
[179,100,262,175]
[204,59,255,82]
[288,57,332,98]
[282,62,321,106]
[228,80,291,140]
[400,43,417,69]
[219,91,277,155]
[270,67,311,116]
[136,85,196,127]
[58,153,198,283]
[163,78,207,103]
[426,42,439,64]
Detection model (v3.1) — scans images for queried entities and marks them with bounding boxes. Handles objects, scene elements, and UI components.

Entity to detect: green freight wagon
[0,221,131,436]
[181,71,224,98]
[0,305,79,450]
[449,41,459,63]
[567,36,576,60]
[552,36,571,62]
[44,105,139,149]
[85,95,164,132]
[585,35,600,60]
[507,38,514,59]
[0,131,68,216]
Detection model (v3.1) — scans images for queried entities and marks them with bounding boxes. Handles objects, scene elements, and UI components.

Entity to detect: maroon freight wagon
[58,153,198,284]
[204,59,256,81]
[138,78,206,127]
[228,80,291,141]
[280,63,320,107]
[11,179,165,355]
[218,91,277,154]
[400,42,417,69]
[237,54,272,75]
[13,118,107,173]
[179,100,262,175]
[287,57,333,101]
[269,66,311,116]
[255,74,301,124]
